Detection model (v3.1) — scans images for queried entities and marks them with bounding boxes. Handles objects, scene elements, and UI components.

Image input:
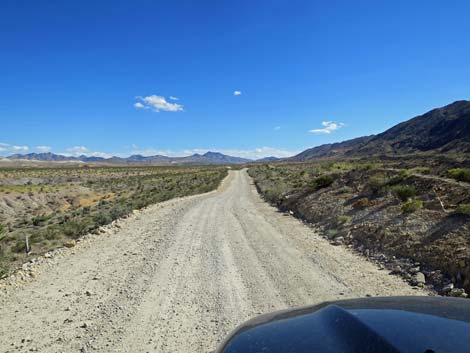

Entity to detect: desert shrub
[455,204,470,216]
[327,229,338,238]
[0,224,5,242]
[80,207,91,215]
[387,173,407,186]
[361,162,378,170]
[337,215,352,224]
[352,198,371,210]
[391,185,417,201]
[264,188,283,203]
[448,169,470,182]
[0,255,8,277]
[92,212,112,226]
[338,186,352,194]
[331,162,354,171]
[12,238,26,253]
[32,214,50,226]
[309,174,335,190]
[410,167,430,174]
[61,219,92,239]
[42,227,61,240]
[0,225,7,276]
[109,203,133,220]
[401,199,423,213]
[368,175,389,194]
[0,263,7,276]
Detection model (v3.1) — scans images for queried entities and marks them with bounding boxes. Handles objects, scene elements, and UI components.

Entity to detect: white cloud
[12,145,29,151]
[86,151,113,158]
[0,146,7,152]
[274,126,281,131]
[36,146,51,152]
[61,147,114,158]
[67,146,89,154]
[134,95,183,112]
[225,147,296,159]
[169,96,179,101]
[233,90,242,96]
[309,121,345,134]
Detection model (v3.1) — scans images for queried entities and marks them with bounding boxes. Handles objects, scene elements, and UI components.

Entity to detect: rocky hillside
[249,161,470,297]
[289,136,374,162]
[290,100,470,161]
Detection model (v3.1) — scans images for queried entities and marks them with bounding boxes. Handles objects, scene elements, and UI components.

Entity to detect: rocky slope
[289,100,470,161]
[249,162,470,297]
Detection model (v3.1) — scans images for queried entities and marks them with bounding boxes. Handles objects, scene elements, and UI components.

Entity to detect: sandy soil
[0,170,426,353]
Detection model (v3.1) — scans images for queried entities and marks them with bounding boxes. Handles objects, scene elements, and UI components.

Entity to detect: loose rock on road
[0,170,425,352]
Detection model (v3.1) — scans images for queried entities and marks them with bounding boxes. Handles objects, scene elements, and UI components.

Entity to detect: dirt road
[0,170,425,353]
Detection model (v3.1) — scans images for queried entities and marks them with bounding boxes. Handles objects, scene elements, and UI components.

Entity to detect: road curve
[0,169,425,353]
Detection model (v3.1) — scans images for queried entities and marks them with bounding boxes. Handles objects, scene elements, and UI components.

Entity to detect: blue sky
[1,0,469,159]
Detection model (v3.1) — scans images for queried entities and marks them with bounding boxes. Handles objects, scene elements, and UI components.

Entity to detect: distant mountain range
[6,151,273,165]
[289,100,470,161]
[253,156,280,163]
[8,100,468,165]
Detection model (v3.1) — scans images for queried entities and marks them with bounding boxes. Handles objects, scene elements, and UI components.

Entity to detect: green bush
[448,169,470,182]
[12,238,27,253]
[391,185,417,201]
[368,175,389,194]
[264,188,283,203]
[92,212,112,226]
[0,225,8,276]
[0,259,8,277]
[0,224,5,242]
[61,219,92,239]
[337,215,352,224]
[338,186,352,194]
[401,200,423,213]
[32,214,50,226]
[410,167,430,174]
[388,174,406,186]
[309,174,335,190]
[327,229,338,238]
[455,204,470,216]
[361,162,378,170]
[41,227,61,240]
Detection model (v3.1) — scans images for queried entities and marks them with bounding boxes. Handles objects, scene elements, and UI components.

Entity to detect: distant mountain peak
[202,151,223,157]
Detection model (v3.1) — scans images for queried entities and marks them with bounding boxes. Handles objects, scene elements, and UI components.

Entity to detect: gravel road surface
[0,170,425,353]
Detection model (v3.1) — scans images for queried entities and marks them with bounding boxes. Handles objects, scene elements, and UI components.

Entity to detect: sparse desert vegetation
[0,165,227,275]
[249,158,470,295]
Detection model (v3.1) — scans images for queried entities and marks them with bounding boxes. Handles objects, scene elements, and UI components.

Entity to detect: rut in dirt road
[0,170,426,353]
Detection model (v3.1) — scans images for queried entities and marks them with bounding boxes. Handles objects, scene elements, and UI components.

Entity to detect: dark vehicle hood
[216,296,470,353]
